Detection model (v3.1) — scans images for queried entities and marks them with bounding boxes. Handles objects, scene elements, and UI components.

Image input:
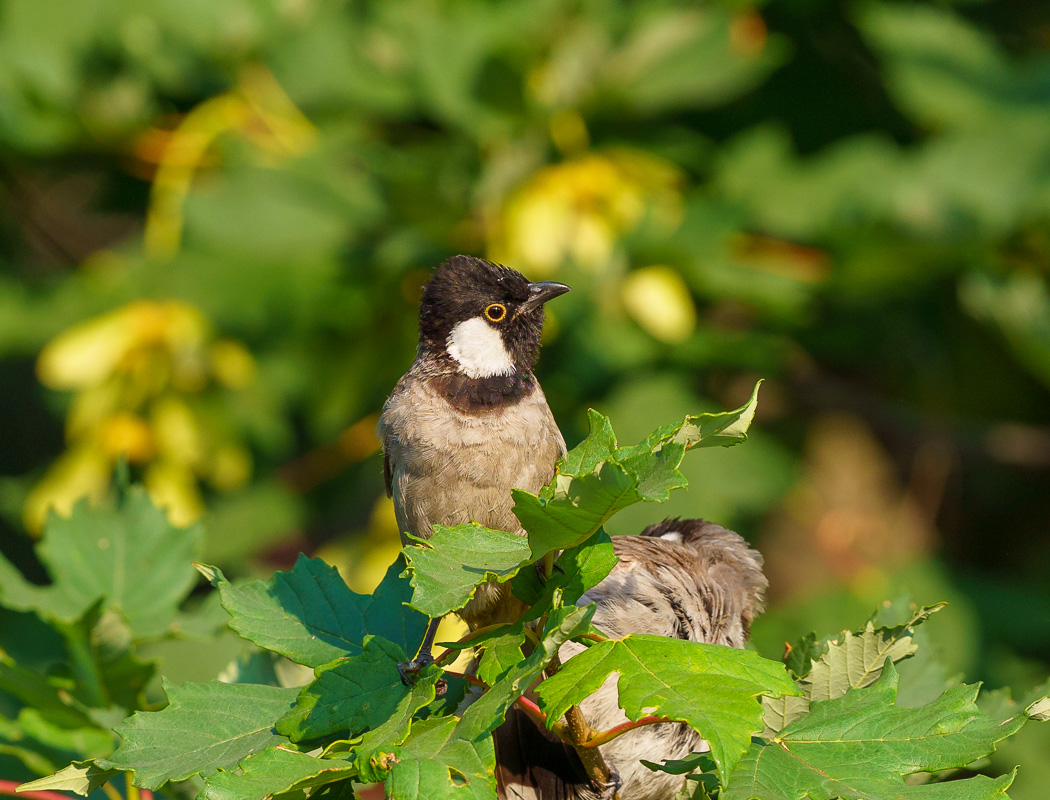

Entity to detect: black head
[418,256,570,378]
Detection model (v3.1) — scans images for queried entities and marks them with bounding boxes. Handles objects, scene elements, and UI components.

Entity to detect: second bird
[378,255,570,665]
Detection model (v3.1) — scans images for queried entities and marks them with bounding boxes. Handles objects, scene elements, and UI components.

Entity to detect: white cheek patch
[446,317,515,378]
[660,531,683,542]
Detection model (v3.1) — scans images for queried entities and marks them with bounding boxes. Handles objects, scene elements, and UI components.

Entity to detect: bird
[377,255,570,673]
[494,517,768,800]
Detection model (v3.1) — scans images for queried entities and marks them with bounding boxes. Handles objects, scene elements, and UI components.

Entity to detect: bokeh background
[1,0,1049,794]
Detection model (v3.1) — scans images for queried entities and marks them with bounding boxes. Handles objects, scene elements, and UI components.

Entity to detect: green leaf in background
[0,653,94,729]
[0,489,202,637]
[599,6,787,114]
[535,634,799,784]
[199,746,356,800]
[763,602,946,736]
[66,606,155,711]
[278,636,438,743]
[12,708,112,761]
[200,554,426,668]
[959,271,1050,392]
[98,680,298,790]
[724,662,1045,800]
[402,524,532,618]
[783,631,823,679]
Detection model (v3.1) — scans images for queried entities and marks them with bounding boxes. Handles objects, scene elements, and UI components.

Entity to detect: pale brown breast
[377,369,565,627]
[377,370,566,543]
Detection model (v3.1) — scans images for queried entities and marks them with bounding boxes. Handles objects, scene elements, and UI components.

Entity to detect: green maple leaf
[200,554,427,668]
[514,382,761,562]
[17,761,119,797]
[535,633,798,784]
[616,380,762,459]
[199,746,356,800]
[763,603,946,736]
[510,530,618,617]
[475,626,527,685]
[458,602,595,741]
[352,669,446,781]
[382,717,496,800]
[0,652,94,729]
[355,601,591,799]
[278,636,440,742]
[98,680,298,790]
[0,488,202,638]
[512,447,686,562]
[401,524,532,618]
[725,662,1044,800]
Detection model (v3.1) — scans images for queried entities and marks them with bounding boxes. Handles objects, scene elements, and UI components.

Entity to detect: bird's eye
[484,303,507,322]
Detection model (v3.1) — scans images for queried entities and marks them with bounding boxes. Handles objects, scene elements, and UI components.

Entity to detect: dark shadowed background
[1,0,1049,794]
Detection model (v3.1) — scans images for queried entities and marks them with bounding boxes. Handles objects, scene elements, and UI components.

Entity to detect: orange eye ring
[484,303,507,322]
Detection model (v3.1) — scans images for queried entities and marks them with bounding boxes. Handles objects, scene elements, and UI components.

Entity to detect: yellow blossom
[208,444,253,491]
[144,461,205,527]
[98,413,155,462]
[37,301,208,391]
[489,149,682,277]
[151,396,204,469]
[24,448,111,532]
[621,266,697,343]
[28,299,255,532]
[210,340,257,388]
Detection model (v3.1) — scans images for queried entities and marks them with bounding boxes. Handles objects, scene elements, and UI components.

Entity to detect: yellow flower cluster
[489,148,683,276]
[27,300,256,531]
[489,147,697,342]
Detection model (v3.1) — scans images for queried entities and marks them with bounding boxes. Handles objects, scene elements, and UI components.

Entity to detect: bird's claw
[397,651,434,685]
[397,652,447,697]
[582,766,622,800]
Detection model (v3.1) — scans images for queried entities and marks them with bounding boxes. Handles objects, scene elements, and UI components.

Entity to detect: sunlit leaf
[763,603,945,736]
[535,634,799,784]
[99,680,298,790]
[382,717,496,800]
[277,636,438,743]
[200,554,426,668]
[402,524,532,618]
[199,746,356,800]
[17,761,119,798]
[725,663,1039,800]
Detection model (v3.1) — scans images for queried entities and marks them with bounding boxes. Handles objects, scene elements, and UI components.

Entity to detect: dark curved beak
[517,281,571,316]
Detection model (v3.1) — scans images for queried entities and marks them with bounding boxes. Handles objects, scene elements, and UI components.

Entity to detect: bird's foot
[396,652,446,696]
[397,650,434,685]
[580,766,622,800]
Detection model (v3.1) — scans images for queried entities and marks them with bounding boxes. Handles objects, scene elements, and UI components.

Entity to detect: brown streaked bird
[495,517,767,800]
[377,255,570,674]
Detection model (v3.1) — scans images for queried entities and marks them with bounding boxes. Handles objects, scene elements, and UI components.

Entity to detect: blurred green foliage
[2,0,1050,795]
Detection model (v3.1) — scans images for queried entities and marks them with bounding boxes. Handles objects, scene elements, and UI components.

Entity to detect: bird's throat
[432,370,536,413]
[445,317,514,378]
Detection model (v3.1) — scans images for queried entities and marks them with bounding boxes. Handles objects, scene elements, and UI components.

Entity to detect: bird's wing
[375,397,397,498]
[382,446,394,498]
[495,706,594,800]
